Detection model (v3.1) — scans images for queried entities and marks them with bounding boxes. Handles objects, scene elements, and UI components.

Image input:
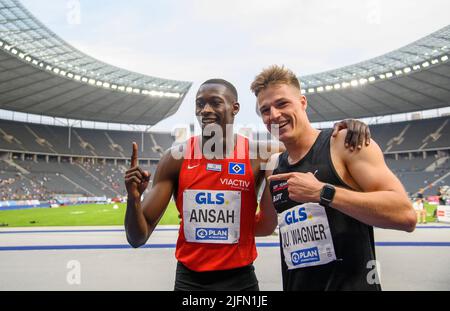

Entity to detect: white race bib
[279,202,336,270]
[183,190,241,244]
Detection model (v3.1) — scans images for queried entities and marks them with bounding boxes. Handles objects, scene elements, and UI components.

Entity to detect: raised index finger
[131,142,138,168]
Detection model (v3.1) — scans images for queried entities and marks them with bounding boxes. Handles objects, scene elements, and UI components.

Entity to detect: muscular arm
[329,131,416,232]
[125,149,181,248]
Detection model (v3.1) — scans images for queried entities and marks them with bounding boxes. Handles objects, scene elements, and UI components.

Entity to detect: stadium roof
[300,25,450,122]
[0,0,192,125]
[0,1,449,125]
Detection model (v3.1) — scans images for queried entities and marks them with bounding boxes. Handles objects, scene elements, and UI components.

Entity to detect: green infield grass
[0,201,439,227]
[0,202,180,227]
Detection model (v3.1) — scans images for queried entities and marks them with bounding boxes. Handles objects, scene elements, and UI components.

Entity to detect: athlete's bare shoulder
[155,143,186,180]
[330,129,348,151]
[165,141,188,160]
[331,129,379,161]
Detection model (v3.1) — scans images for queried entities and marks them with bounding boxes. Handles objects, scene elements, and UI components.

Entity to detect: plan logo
[195,228,228,240]
[291,247,320,266]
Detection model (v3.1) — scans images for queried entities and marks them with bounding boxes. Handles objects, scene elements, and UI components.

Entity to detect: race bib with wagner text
[279,202,336,270]
[183,190,241,244]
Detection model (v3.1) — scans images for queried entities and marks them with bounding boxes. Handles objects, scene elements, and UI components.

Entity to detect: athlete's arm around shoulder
[255,152,280,236]
[331,130,416,232]
[125,145,183,248]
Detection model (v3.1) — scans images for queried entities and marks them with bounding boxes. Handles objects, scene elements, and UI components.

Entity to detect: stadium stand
[0,119,176,158]
[1,115,448,158]
[376,117,450,152]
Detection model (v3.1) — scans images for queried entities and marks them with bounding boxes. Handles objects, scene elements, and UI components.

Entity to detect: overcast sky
[20,0,450,130]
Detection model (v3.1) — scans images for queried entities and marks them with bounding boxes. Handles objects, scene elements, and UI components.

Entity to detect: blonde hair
[250,65,301,96]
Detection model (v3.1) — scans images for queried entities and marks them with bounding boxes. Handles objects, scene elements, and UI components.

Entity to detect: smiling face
[257,83,308,144]
[195,83,239,137]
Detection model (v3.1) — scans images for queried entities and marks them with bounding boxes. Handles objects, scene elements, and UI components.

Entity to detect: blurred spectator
[412,197,427,224]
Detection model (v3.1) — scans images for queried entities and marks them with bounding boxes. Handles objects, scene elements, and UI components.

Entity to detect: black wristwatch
[320,184,336,207]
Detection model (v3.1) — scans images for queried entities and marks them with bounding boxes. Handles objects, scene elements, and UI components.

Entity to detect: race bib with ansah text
[183,190,241,244]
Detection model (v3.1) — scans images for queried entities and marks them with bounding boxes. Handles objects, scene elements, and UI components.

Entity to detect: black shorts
[174,261,259,291]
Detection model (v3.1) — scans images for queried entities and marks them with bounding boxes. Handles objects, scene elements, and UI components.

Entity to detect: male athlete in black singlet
[251,65,416,291]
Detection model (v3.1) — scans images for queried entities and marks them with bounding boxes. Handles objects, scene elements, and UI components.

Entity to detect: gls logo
[195,192,225,205]
[285,207,310,225]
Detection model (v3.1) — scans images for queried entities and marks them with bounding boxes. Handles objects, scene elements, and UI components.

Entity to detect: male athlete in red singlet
[124,79,370,291]
[175,134,258,273]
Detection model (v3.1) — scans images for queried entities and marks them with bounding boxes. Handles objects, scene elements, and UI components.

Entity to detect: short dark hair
[200,78,238,102]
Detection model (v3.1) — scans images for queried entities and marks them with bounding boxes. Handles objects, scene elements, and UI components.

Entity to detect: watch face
[322,186,335,200]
